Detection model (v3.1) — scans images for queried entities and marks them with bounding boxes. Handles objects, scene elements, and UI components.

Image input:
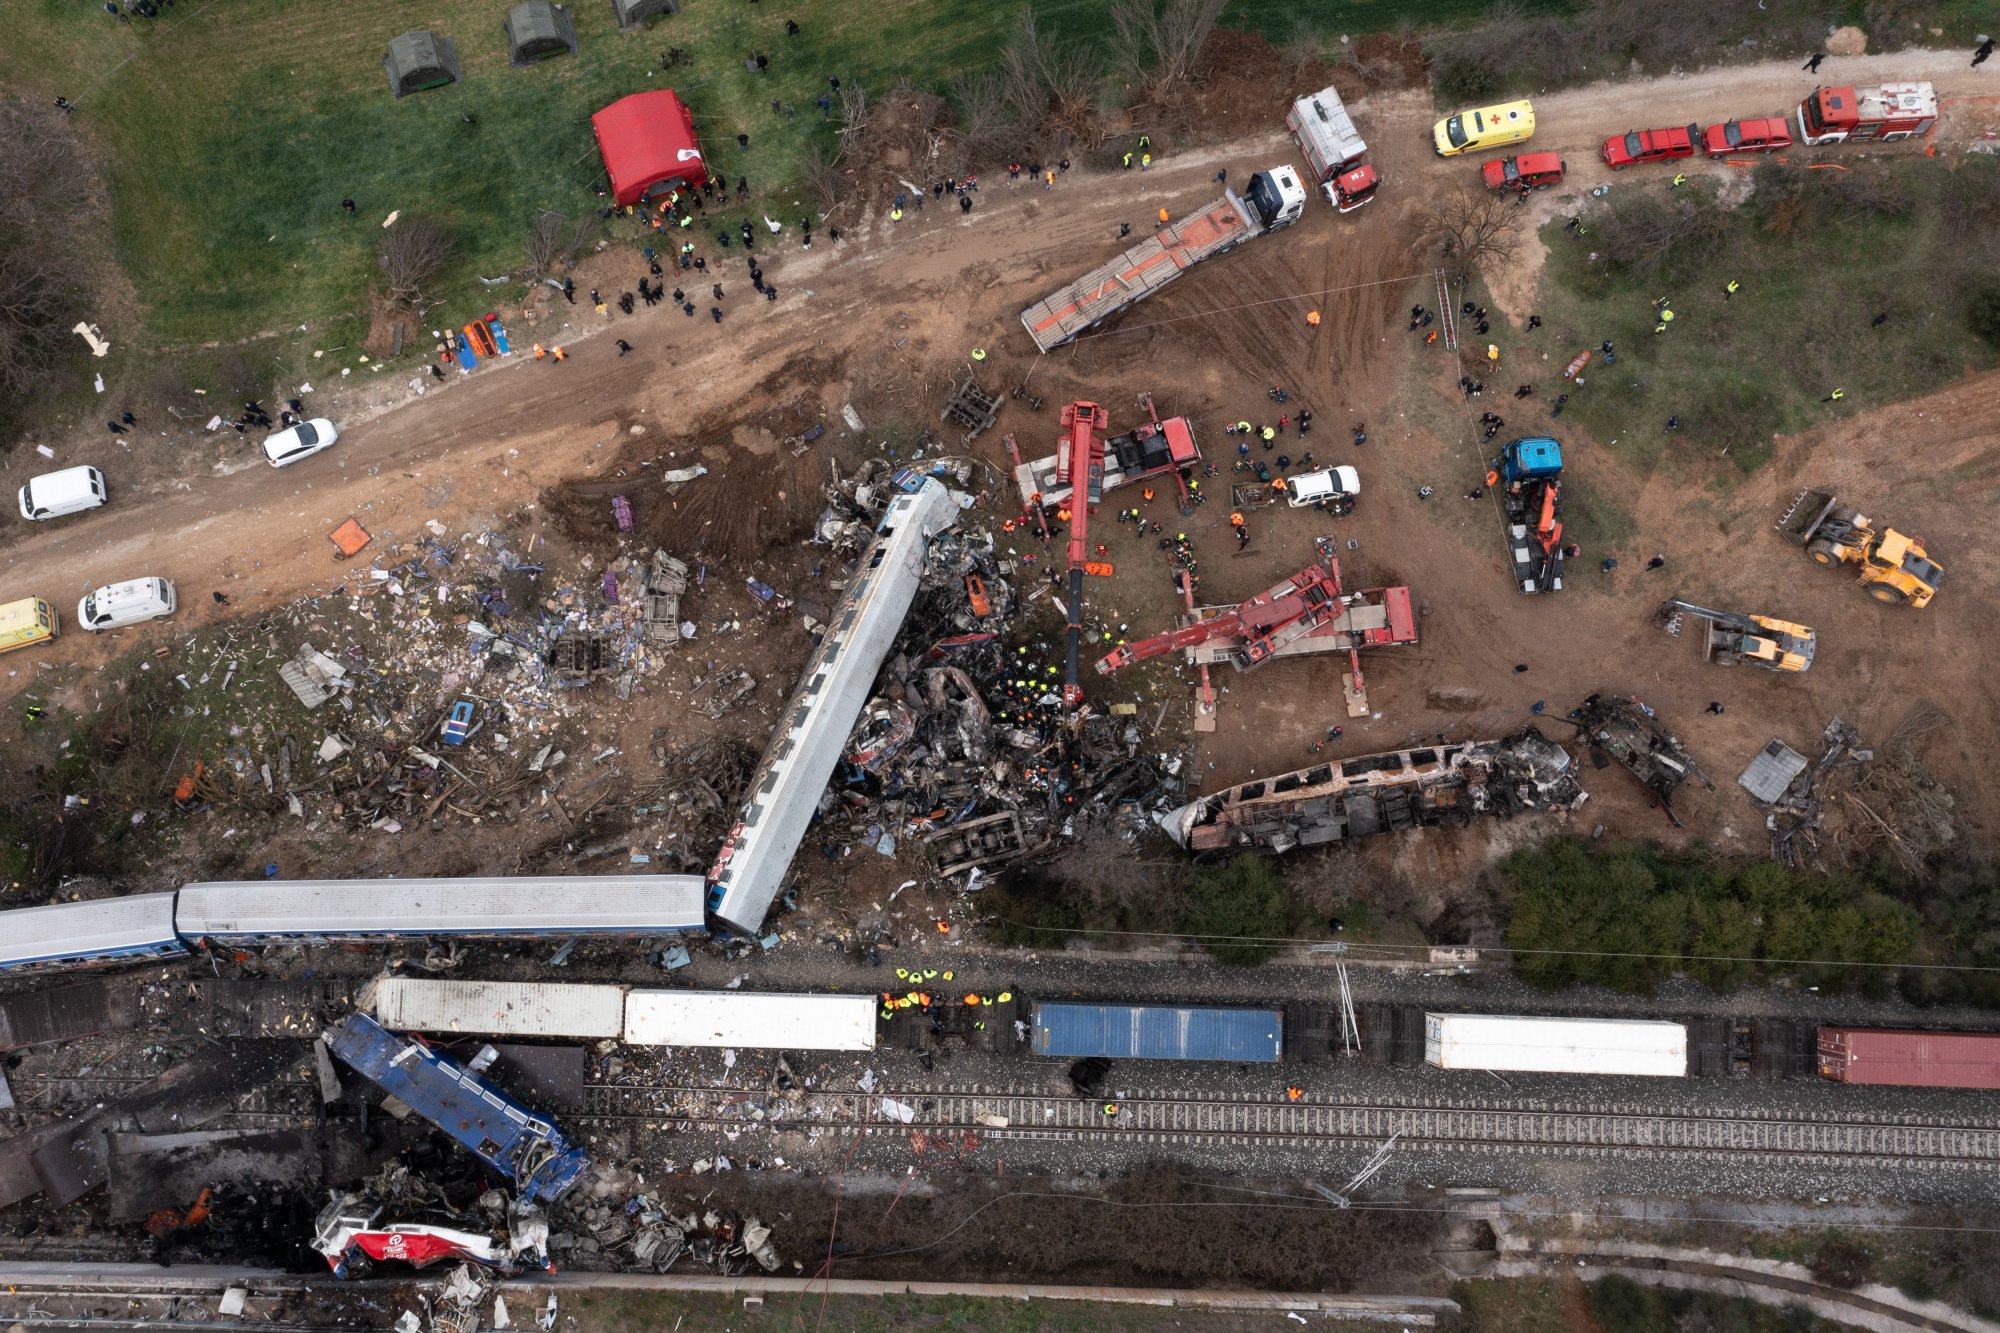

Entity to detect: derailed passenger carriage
[175,876,706,942]
[1160,728,1584,856]
[0,893,183,971]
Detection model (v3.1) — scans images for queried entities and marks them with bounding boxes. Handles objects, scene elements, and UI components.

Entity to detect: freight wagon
[1031,1001,1284,1063]
[1817,1027,2000,1090]
[1425,1013,1687,1077]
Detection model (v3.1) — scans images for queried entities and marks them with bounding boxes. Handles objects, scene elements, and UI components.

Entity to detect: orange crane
[1058,401,1108,706]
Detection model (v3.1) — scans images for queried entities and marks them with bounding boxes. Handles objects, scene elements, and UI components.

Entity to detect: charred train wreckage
[1161,728,1585,856]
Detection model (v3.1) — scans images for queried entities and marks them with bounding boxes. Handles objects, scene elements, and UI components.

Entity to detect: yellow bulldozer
[1776,490,1943,607]
[1655,599,1815,673]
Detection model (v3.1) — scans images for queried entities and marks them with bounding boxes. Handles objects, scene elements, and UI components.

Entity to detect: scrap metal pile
[1743,707,1955,873]
[1566,693,1712,827]
[830,527,1184,884]
[1159,728,1583,856]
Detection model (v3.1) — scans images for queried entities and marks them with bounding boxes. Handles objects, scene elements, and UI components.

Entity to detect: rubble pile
[1748,708,1955,873]
[830,544,1184,884]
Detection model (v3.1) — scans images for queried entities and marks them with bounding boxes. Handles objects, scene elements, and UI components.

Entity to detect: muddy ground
[1,44,1996,910]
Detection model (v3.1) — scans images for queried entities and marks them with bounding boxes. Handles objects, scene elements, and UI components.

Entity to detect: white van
[1288,465,1361,507]
[18,465,109,521]
[76,577,178,632]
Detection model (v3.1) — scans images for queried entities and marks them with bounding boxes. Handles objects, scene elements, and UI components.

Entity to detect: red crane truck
[1796,81,1937,145]
[1057,401,1108,706]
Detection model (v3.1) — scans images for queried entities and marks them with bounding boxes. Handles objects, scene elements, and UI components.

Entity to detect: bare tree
[950,71,1025,158]
[0,99,94,406]
[1000,10,1104,146]
[1589,188,1731,274]
[520,209,598,280]
[377,216,456,304]
[1410,184,1523,279]
[1113,0,1231,101]
[799,142,844,212]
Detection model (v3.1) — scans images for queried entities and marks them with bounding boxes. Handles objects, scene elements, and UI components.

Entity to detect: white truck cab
[77,577,178,631]
[1243,166,1308,231]
[19,465,109,521]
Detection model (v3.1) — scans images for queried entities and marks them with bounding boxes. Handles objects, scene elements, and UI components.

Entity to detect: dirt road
[5,45,1996,853]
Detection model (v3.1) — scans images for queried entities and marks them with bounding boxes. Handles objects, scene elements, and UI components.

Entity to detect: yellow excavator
[1776,489,1943,607]
[1656,599,1816,673]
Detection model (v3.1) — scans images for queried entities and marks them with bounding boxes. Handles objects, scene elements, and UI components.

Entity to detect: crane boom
[1098,548,1347,675]
[1060,401,1107,706]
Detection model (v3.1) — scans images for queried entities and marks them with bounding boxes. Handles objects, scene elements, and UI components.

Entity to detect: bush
[1967,283,2000,348]
[1499,837,1924,995]
[1429,50,1500,104]
[1181,855,1292,965]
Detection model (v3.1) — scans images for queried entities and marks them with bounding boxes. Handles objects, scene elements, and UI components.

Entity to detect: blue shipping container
[325,1014,590,1203]
[1032,1001,1284,1063]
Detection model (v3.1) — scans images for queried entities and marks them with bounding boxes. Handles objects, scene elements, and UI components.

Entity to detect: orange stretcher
[330,518,372,559]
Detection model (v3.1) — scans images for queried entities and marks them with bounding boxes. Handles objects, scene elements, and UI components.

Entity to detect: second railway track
[580,1083,2000,1170]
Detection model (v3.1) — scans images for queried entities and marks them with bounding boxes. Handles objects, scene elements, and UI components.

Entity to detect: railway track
[580,1083,2000,1170]
[18,1076,2000,1171]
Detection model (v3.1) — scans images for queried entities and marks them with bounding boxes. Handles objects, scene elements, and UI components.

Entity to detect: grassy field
[1533,157,2000,476]
[0,0,1524,354]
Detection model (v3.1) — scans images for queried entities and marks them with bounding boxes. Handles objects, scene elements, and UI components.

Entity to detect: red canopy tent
[592,90,708,206]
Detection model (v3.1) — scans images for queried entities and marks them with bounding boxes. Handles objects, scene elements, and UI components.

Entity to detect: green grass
[1533,159,2000,480]
[0,0,1522,352]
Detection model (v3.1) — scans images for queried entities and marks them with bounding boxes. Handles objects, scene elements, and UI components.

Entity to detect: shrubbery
[1501,837,1920,995]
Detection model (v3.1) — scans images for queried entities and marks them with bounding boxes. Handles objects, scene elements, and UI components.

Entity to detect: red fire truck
[1287,84,1379,213]
[1796,81,1937,146]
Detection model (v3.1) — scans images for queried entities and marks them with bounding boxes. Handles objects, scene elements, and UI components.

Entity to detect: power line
[987,915,2000,975]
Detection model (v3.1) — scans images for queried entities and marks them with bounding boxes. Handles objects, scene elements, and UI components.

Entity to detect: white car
[262,417,339,467]
[77,577,177,631]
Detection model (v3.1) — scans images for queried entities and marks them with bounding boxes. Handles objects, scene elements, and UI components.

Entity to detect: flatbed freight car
[324,1013,590,1203]
[1032,1001,1283,1063]
[1817,1027,2000,1090]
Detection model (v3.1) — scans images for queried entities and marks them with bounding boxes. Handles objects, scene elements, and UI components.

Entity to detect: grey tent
[612,0,677,29]
[505,1,579,66]
[383,31,462,98]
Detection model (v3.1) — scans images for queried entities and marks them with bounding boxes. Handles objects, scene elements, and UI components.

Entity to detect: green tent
[383,30,461,98]
[505,0,579,66]
[612,0,678,30]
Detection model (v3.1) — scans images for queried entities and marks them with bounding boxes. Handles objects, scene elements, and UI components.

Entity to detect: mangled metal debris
[641,550,691,645]
[1161,727,1584,856]
[1565,693,1712,827]
[940,375,1001,444]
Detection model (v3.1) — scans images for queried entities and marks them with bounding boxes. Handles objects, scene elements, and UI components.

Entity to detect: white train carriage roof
[371,977,628,1039]
[0,892,181,967]
[623,991,878,1051]
[175,876,705,938]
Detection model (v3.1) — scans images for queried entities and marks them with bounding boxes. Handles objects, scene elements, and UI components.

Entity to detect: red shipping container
[1817,1027,2000,1089]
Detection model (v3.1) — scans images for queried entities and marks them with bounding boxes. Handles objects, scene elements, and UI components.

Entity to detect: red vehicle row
[1599,82,1936,170]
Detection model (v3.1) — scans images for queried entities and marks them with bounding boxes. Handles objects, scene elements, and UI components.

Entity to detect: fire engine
[1287,85,1379,213]
[1796,81,1937,146]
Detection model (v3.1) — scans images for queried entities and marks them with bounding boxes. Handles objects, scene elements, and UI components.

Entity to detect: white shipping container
[624,991,878,1052]
[1425,1013,1687,1077]
[371,978,627,1039]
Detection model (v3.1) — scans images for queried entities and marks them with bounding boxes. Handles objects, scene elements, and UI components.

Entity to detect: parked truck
[1796,81,1937,146]
[1286,84,1378,213]
[1020,168,1307,352]
[1497,437,1564,594]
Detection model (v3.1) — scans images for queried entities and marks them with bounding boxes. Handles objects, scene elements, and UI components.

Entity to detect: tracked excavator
[1776,489,1943,607]
[1655,599,1816,673]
